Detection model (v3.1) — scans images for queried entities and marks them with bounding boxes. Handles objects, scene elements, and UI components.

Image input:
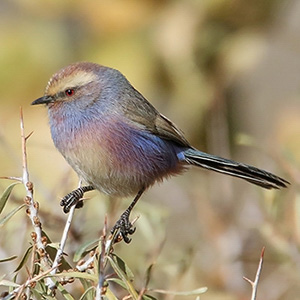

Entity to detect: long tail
[183,148,289,189]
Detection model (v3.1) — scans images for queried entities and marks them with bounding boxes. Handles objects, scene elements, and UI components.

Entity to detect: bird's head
[32,62,112,110]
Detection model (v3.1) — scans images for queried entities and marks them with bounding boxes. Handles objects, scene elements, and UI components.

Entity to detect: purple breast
[99,120,185,186]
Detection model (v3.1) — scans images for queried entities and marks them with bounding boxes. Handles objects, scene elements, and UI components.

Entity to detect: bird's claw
[60,185,94,213]
[60,191,84,213]
[111,211,136,243]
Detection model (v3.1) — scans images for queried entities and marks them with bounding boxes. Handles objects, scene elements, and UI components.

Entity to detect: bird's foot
[60,185,94,213]
[111,210,136,244]
[60,190,84,213]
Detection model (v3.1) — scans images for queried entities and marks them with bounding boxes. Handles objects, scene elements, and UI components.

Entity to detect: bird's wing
[153,113,190,147]
[121,90,190,147]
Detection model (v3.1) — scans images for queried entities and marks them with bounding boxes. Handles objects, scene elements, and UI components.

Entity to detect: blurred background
[0,0,299,299]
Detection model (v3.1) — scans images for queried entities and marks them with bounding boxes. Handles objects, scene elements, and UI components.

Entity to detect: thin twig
[243,247,265,300]
[76,214,140,298]
[20,108,50,266]
[24,242,38,299]
[53,205,76,271]
[46,179,82,289]
[0,176,22,181]
[3,111,51,300]
[3,265,60,300]
[76,215,140,274]
[76,252,97,272]
[46,199,77,289]
[96,216,108,300]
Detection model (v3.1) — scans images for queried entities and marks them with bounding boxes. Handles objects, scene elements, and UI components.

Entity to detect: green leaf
[41,231,71,271]
[79,277,95,300]
[46,245,72,272]
[107,278,157,299]
[106,278,127,289]
[0,279,20,288]
[32,280,48,295]
[151,287,208,296]
[14,246,32,273]
[31,287,47,300]
[144,263,154,288]
[79,286,95,300]
[56,281,75,300]
[0,182,20,215]
[142,295,157,300]
[51,271,97,282]
[0,255,17,263]
[0,204,26,226]
[73,238,99,262]
[79,277,93,290]
[104,287,120,300]
[107,255,138,299]
[111,254,134,281]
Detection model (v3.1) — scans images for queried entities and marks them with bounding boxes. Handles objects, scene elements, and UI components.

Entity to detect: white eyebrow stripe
[46,71,97,95]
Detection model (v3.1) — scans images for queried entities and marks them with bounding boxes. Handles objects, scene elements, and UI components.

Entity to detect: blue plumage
[31,62,289,242]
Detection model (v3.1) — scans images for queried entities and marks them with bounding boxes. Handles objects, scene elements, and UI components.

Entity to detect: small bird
[32,62,289,242]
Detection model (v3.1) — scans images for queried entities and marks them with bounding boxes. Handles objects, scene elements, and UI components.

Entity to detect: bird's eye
[65,89,75,97]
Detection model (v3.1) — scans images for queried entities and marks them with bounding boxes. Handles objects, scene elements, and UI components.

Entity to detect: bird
[32,62,289,243]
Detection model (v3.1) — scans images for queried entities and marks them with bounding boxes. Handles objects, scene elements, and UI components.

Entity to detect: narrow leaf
[0,182,20,214]
[31,288,47,300]
[56,282,75,300]
[79,286,95,300]
[14,246,32,273]
[0,204,26,226]
[107,255,139,299]
[73,238,98,262]
[151,287,207,296]
[103,288,119,300]
[142,295,157,300]
[79,277,93,292]
[0,279,20,288]
[0,255,17,263]
[112,254,134,281]
[51,271,97,282]
[46,244,72,272]
[106,278,127,289]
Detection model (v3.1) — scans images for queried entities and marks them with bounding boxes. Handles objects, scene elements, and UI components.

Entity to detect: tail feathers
[183,148,289,189]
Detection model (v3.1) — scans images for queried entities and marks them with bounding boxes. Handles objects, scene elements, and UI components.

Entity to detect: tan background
[0,1,299,299]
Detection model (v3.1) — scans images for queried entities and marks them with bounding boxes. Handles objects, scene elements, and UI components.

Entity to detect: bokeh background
[0,0,300,299]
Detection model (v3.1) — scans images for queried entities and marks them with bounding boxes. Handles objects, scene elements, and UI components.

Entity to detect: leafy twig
[3,265,60,300]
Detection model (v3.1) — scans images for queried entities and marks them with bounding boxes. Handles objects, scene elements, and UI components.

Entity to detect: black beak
[31,95,53,105]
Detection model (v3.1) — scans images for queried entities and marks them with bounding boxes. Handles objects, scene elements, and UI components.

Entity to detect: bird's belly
[65,142,182,197]
[68,153,146,196]
[52,118,183,197]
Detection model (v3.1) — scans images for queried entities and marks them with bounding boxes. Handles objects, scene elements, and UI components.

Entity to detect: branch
[76,252,97,272]
[3,265,60,300]
[0,176,22,181]
[46,177,86,290]
[20,108,50,268]
[96,216,108,300]
[46,194,77,290]
[243,247,265,300]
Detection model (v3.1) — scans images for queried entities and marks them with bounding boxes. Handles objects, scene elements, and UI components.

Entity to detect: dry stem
[46,191,77,290]
[243,247,265,300]
[20,108,48,260]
